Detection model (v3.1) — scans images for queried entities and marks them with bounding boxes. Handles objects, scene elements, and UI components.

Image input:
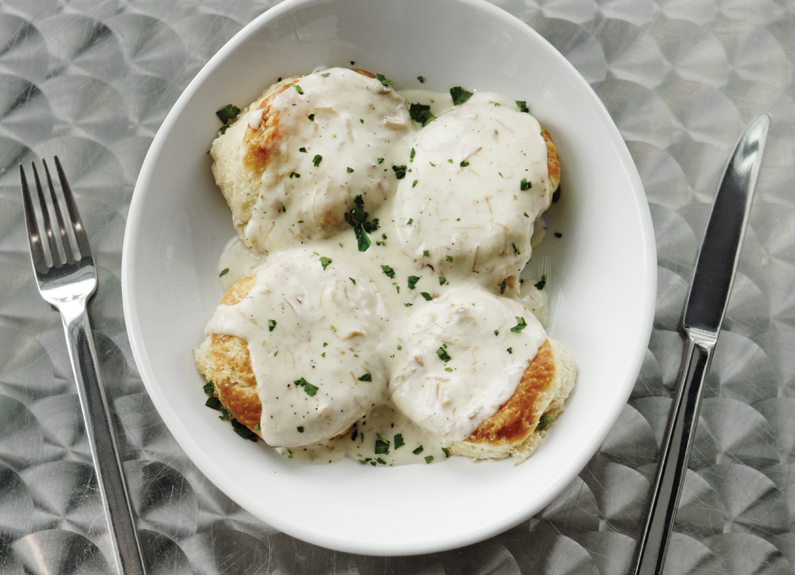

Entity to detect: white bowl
[122,0,656,556]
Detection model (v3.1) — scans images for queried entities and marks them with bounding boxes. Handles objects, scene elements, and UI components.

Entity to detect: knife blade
[632,114,770,575]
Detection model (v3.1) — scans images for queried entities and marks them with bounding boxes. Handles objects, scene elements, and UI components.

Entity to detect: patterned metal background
[1,0,794,573]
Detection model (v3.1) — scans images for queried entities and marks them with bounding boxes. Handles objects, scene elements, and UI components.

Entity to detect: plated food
[194,67,576,466]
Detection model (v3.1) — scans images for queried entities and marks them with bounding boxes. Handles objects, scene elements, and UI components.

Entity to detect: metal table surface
[1,0,794,573]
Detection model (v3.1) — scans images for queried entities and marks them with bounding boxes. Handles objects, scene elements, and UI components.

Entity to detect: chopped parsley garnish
[535,275,547,290]
[439,277,447,285]
[448,159,453,163]
[420,292,432,301]
[445,255,454,263]
[404,302,413,307]
[219,125,229,134]
[313,154,322,167]
[425,455,434,464]
[381,265,395,279]
[376,73,393,86]
[360,118,364,123]
[358,373,372,382]
[442,447,450,457]
[397,344,402,350]
[289,171,300,178]
[520,178,531,191]
[377,157,384,164]
[407,218,413,225]
[254,423,261,430]
[299,147,307,153]
[294,84,304,94]
[308,113,315,121]
[392,164,407,179]
[330,325,336,332]
[436,346,452,362]
[219,267,229,277]
[349,277,356,285]
[215,104,240,124]
[323,342,328,347]
[410,148,416,162]
[511,316,528,332]
[231,419,257,442]
[408,103,436,126]
[347,167,354,173]
[417,76,424,83]
[375,433,390,455]
[268,319,277,332]
[450,86,473,105]
[321,352,325,358]
[205,396,222,410]
[203,381,214,394]
[512,243,520,255]
[319,256,332,270]
[344,195,380,251]
[395,434,405,449]
[552,187,561,203]
[555,232,562,238]
[524,212,530,218]
[500,280,507,294]
[321,73,330,77]
[489,100,500,106]
[536,415,553,431]
[423,249,430,257]
[294,377,318,397]
[507,347,513,354]
[407,276,420,290]
[444,367,452,372]
[460,160,470,167]
[297,426,304,433]
[413,446,424,455]
[412,179,418,188]
[516,100,529,113]
[494,329,499,336]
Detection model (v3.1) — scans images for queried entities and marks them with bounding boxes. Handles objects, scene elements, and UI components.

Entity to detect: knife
[632,114,770,575]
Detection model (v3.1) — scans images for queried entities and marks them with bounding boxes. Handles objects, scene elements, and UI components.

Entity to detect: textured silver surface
[1,0,794,573]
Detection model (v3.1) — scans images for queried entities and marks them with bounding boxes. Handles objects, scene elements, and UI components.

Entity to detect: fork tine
[19,165,49,274]
[54,156,93,261]
[42,159,77,266]
[31,162,62,267]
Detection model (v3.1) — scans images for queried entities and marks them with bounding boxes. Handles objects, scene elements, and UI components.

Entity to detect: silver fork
[20,157,147,575]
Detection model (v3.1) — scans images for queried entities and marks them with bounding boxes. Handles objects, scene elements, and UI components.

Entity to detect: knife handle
[632,329,716,575]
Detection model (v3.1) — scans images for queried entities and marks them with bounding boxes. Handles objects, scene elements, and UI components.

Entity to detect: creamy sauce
[206,68,553,465]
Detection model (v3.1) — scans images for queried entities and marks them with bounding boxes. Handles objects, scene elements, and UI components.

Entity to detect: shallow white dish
[122,0,656,556]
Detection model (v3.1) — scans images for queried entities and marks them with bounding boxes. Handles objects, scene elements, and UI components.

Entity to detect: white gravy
[206,68,552,466]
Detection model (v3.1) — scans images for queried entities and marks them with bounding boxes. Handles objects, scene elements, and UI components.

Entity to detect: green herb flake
[360,118,364,123]
[436,346,452,362]
[268,319,277,332]
[321,352,325,358]
[254,423,261,430]
[511,316,528,332]
[312,154,322,167]
[319,256,332,270]
[322,342,328,347]
[381,265,396,279]
[231,418,258,442]
[344,195,380,252]
[450,86,473,105]
[520,178,531,191]
[289,171,300,179]
[322,72,330,77]
[397,344,402,350]
[554,232,562,238]
[423,249,430,257]
[294,84,304,94]
[404,302,413,307]
[439,277,447,285]
[299,147,307,153]
[358,373,372,382]
[420,292,432,301]
[203,381,214,394]
[413,445,424,455]
[500,280,507,294]
[297,426,304,433]
[444,367,452,372]
[425,455,434,464]
[524,212,530,218]
[507,347,513,354]
[417,76,424,83]
[308,113,315,121]
[215,104,240,124]
[375,433,390,455]
[392,164,407,179]
[407,276,420,290]
[460,160,470,167]
[349,277,356,285]
[445,255,454,263]
[394,434,405,449]
[219,125,229,134]
[408,103,436,126]
[410,148,416,162]
[534,275,547,290]
[347,167,354,173]
[536,415,553,431]
[219,267,229,277]
[442,447,450,457]
[512,243,521,255]
[407,218,413,225]
[494,329,499,336]
[330,325,337,332]
[489,100,501,106]
[205,396,221,410]
[377,157,385,164]
[294,377,319,396]
[448,158,453,164]
[376,73,393,86]
[516,100,529,113]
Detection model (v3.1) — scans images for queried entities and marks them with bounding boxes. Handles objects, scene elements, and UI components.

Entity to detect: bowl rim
[122,0,657,555]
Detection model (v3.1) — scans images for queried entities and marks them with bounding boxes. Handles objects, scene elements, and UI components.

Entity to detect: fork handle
[632,330,715,575]
[59,300,148,575]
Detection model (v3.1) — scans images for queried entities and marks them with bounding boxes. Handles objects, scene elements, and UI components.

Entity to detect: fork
[20,157,148,575]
